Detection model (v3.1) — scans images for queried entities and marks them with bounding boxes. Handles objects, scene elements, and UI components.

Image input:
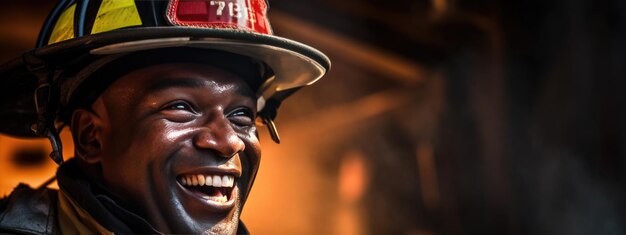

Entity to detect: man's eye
[228,108,254,126]
[166,102,193,111]
[161,101,196,122]
[171,104,187,110]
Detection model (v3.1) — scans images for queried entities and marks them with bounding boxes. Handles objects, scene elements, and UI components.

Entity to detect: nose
[193,117,245,158]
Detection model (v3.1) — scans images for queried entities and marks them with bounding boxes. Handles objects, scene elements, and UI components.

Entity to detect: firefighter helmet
[0,0,330,149]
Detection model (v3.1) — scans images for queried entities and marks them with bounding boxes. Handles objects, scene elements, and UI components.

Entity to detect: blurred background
[1,0,626,234]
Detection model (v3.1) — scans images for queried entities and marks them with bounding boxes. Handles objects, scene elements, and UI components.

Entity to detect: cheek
[100,122,192,204]
[241,127,261,165]
[239,128,262,190]
[103,122,185,180]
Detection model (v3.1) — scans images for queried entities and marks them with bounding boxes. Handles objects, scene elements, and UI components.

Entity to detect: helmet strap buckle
[24,52,64,165]
[262,117,281,144]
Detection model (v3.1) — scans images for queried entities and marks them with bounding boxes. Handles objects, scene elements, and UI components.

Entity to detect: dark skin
[70,63,261,234]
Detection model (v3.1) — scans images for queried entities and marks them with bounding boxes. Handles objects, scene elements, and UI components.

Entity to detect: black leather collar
[0,184,58,235]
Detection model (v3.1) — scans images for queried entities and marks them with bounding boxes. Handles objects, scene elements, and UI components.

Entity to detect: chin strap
[24,52,64,165]
[259,98,281,144]
[262,117,280,144]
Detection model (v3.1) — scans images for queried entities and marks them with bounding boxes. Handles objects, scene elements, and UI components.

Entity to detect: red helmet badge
[166,0,273,35]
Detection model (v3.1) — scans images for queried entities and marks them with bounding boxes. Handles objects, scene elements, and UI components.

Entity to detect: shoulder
[0,184,58,235]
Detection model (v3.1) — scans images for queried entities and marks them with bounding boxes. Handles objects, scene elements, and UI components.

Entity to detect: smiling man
[0,0,329,234]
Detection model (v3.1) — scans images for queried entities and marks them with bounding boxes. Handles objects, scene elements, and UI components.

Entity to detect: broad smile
[177,171,240,211]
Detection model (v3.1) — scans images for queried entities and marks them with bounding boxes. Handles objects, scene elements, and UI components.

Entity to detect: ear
[70,109,104,164]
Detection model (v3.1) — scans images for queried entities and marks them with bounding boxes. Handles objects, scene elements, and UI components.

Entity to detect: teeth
[202,195,228,203]
[205,175,212,186]
[222,175,229,187]
[213,175,222,187]
[225,175,234,187]
[197,174,205,186]
[179,174,235,188]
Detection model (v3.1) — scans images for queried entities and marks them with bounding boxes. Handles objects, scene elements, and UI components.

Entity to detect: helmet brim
[0,26,330,137]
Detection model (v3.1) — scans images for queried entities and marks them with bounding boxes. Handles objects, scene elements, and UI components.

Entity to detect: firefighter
[0,0,329,234]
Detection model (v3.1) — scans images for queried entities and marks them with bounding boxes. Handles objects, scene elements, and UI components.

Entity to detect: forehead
[106,62,256,97]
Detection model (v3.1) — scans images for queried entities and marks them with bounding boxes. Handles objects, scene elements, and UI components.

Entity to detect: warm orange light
[0,129,75,196]
[338,150,369,203]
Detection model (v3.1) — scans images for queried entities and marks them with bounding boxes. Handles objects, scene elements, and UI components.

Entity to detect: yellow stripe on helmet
[91,0,142,34]
[48,3,76,45]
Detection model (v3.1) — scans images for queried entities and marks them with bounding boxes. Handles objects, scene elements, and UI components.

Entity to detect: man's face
[84,63,261,234]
